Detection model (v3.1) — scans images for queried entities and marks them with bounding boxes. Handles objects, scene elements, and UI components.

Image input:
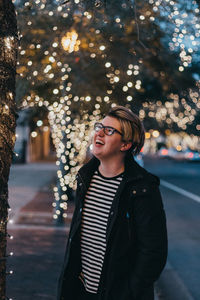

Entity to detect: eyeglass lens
[94,123,114,135]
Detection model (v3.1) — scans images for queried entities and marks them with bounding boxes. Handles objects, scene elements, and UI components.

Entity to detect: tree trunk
[0,0,18,298]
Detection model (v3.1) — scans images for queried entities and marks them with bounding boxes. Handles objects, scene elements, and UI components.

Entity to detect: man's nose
[97,128,105,136]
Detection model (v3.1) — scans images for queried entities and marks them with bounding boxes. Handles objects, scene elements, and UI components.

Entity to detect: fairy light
[47,102,100,221]
[149,0,200,70]
[141,91,200,132]
[4,36,14,51]
[31,131,37,138]
[14,0,200,225]
[99,45,105,51]
[36,120,43,126]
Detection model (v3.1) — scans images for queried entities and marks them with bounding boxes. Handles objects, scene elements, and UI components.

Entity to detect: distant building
[13,110,56,163]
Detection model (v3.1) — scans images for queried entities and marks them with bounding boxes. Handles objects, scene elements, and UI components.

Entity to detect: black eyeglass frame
[94,122,123,136]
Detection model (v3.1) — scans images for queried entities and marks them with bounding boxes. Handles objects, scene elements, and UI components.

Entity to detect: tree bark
[0,0,18,298]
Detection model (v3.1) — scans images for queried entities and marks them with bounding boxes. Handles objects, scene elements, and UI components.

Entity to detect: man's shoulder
[142,168,160,186]
[125,155,160,187]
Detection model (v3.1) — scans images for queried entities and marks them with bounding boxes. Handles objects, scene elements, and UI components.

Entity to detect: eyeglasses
[94,122,122,136]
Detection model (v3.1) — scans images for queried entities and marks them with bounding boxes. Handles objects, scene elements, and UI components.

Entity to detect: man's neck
[98,159,125,178]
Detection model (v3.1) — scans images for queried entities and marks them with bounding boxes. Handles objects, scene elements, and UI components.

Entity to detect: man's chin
[92,150,102,159]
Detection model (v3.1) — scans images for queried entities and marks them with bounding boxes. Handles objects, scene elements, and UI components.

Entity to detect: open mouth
[95,140,104,145]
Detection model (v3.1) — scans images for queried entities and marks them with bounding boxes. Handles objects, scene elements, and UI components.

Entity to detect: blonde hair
[107,106,145,155]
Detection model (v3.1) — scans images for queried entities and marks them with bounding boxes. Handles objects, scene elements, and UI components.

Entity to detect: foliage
[15,0,200,133]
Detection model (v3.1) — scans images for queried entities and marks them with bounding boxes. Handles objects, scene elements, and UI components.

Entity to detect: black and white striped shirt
[80,170,123,294]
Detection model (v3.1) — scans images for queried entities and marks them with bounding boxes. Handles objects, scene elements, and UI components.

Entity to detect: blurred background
[7,0,200,299]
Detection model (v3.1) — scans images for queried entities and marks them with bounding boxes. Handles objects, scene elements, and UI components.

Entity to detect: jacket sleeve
[57,177,81,299]
[130,184,168,299]
[59,175,82,268]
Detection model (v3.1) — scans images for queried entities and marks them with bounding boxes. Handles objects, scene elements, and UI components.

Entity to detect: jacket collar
[77,156,100,191]
[123,152,146,182]
[124,153,160,186]
[78,153,149,187]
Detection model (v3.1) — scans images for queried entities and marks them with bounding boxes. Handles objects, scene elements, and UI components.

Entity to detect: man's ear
[120,142,132,152]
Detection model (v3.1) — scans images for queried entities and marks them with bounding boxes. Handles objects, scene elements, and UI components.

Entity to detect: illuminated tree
[14,0,200,222]
[16,0,200,124]
[0,0,18,297]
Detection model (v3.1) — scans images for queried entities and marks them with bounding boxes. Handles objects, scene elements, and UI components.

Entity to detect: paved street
[7,162,71,300]
[145,157,200,300]
[7,227,67,300]
[8,163,57,224]
[6,158,200,299]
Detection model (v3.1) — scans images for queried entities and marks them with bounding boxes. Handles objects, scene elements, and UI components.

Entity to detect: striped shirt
[80,170,123,294]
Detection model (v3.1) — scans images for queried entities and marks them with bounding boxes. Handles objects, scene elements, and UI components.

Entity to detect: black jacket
[57,154,168,300]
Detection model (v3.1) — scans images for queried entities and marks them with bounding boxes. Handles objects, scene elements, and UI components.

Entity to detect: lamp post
[61,30,80,53]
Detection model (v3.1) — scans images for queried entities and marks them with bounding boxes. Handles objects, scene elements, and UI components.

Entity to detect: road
[6,159,200,300]
[144,157,200,300]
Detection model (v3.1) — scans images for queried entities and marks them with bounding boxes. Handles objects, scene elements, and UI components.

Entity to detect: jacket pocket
[109,275,132,300]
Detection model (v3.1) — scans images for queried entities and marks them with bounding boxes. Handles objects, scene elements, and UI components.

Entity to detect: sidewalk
[7,162,160,300]
[7,162,72,300]
[9,162,57,224]
[8,162,74,226]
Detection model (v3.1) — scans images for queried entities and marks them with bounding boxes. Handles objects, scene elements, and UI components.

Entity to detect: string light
[149,0,200,70]
[15,0,200,225]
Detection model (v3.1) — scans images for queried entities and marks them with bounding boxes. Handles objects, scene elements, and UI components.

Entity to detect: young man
[58,106,167,300]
